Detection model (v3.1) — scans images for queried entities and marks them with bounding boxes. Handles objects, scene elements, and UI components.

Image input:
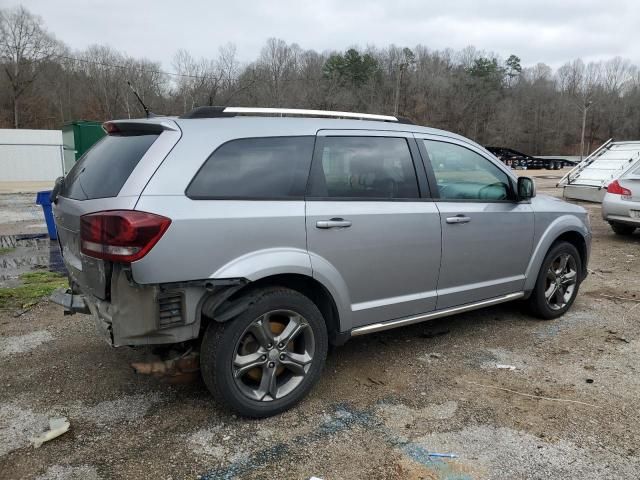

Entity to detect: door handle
[446,215,471,224]
[316,218,352,229]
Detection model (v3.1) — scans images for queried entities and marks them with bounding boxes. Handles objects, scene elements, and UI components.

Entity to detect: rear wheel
[610,222,636,236]
[200,288,328,417]
[525,241,582,320]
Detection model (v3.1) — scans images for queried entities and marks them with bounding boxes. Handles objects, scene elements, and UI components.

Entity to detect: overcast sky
[15,0,640,70]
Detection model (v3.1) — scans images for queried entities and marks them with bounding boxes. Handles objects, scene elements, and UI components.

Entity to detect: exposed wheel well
[202,274,344,345]
[553,231,588,279]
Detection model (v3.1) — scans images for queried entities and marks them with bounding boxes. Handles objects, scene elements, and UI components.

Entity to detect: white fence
[0,129,64,182]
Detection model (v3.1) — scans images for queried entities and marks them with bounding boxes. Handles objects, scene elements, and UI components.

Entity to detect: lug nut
[266,343,273,349]
[268,362,275,368]
[261,355,267,361]
[279,354,285,360]
[278,343,284,348]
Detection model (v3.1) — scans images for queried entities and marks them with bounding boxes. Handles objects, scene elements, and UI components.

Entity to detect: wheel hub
[232,309,315,402]
[544,253,578,311]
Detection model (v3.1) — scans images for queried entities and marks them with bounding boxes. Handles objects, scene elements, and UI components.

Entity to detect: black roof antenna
[127,81,154,118]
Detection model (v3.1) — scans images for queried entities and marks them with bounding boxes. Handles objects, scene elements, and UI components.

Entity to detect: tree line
[2,5,640,155]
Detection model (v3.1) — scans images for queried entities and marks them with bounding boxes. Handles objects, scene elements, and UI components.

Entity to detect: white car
[602,166,640,235]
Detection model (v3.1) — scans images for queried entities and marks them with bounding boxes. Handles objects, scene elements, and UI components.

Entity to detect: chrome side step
[351,292,525,336]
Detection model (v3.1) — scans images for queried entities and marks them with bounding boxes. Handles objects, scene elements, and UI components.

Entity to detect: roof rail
[180,106,412,123]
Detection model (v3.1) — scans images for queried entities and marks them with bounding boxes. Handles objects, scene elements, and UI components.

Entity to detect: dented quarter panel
[131,197,308,285]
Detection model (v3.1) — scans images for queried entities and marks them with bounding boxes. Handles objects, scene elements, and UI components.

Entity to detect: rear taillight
[607,180,632,197]
[80,210,171,263]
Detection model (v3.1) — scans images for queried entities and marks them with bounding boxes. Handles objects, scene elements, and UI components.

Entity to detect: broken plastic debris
[495,364,517,370]
[428,452,458,458]
[32,417,70,448]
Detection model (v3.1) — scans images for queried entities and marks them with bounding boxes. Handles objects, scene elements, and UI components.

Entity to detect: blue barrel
[35,190,57,240]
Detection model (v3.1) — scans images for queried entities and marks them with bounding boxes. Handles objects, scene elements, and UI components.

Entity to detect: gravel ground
[1,170,639,479]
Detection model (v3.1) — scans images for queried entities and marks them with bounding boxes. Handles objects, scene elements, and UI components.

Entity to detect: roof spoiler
[102,119,179,135]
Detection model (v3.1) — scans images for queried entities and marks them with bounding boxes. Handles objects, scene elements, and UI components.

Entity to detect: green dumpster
[62,120,105,173]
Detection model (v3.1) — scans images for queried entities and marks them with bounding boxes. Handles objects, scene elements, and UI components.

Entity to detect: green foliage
[506,54,522,75]
[468,57,504,79]
[323,48,378,87]
[0,270,67,310]
[0,247,15,255]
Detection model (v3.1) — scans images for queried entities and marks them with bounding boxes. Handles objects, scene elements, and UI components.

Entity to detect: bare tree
[0,5,59,127]
[257,38,299,105]
[4,5,640,157]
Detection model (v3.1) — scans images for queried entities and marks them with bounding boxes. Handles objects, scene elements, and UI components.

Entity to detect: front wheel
[525,241,582,319]
[200,288,328,417]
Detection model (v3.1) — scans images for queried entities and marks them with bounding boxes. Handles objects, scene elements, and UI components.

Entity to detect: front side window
[187,136,314,199]
[308,136,419,199]
[423,140,512,201]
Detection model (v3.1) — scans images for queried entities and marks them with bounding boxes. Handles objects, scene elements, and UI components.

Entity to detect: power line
[54,53,214,80]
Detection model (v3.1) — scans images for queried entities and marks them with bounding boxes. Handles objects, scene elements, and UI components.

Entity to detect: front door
[417,136,535,310]
[305,131,442,328]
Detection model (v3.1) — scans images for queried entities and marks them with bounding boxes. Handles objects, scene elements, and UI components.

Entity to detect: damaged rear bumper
[50,288,91,315]
[51,266,206,348]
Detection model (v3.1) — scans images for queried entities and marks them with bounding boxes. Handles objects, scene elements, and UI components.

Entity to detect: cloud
[18,0,640,69]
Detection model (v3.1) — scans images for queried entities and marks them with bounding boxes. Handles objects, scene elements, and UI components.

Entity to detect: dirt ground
[1,170,639,480]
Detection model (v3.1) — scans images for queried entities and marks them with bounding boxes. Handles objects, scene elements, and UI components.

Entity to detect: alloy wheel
[544,253,578,310]
[232,310,315,402]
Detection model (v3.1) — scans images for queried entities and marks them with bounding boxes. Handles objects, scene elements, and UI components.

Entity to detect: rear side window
[307,136,419,199]
[62,134,158,200]
[187,137,314,199]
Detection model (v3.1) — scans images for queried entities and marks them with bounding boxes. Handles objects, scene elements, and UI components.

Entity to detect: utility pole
[579,100,593,161]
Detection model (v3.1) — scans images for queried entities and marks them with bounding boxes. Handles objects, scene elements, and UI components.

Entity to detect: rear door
[305,130,442,328]
[416,135,534,309]
[53,122,179,299]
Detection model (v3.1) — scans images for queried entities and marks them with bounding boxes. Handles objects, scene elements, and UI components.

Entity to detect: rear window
[61,134,159,200]
[186,136,314,199]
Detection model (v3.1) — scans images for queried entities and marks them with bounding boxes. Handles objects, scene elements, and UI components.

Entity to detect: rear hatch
[53,120,179,299]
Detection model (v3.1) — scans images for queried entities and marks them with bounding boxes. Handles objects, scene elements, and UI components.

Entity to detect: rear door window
[62,134,159,200]
[307,136,420,199]
[187,136,314,199]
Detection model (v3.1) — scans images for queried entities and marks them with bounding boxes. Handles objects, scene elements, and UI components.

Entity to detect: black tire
[554,161,562,170]
[610,222,636,236]
[525,241,582,320]
[200,287,328,418]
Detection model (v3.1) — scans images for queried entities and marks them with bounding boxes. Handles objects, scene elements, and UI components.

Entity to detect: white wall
[0,129,64,182]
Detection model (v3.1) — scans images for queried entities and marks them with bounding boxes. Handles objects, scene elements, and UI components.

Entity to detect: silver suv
[52,107,591,417]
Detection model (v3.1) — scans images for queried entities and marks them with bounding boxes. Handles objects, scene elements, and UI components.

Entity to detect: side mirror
[517,176,536,200]
[51,176,65,204]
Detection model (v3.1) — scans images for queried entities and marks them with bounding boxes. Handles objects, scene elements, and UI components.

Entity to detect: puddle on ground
[0,234,66,285]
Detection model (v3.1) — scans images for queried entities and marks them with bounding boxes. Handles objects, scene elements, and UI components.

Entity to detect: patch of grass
[0,270,67,310]
[0,247,15,255]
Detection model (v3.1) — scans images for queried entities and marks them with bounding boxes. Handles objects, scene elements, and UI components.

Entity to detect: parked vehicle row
[51,107,591,417]
[486,146,573,170]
